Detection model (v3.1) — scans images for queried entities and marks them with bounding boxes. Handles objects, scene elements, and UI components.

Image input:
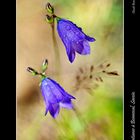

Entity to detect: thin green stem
[73,105,86,125]
[51,20,61,80]
[73,105,92,139]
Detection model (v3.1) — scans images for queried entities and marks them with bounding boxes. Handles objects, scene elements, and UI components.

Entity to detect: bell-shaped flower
[57,18,96,63]
[41,77,75,118]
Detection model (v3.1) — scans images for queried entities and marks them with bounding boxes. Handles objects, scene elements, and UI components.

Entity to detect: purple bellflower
[27,60,75,118]
[57,18,96,63]
[41,77,75,118]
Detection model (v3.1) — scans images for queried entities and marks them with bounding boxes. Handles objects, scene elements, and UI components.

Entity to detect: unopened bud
[42,59,48,72]
[27,67,38,76]
[45,15,54,23]
[46,3,54,14]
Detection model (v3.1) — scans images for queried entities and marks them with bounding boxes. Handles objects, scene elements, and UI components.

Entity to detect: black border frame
[124,0,137,139]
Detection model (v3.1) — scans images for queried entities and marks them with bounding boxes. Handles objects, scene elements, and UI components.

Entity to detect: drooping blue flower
[40,77,75,118]
[57,18,96,63]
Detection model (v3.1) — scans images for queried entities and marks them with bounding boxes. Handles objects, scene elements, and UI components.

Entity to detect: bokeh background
[16,0,123,140]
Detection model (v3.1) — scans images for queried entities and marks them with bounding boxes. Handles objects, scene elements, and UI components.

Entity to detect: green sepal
[56,17,61,22]
[31,71,38,76]
[39,74,47,81]
[38,73,47,87]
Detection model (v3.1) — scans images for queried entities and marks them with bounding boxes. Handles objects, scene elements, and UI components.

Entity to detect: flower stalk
[45,3,61,80]
[51,20,61,76]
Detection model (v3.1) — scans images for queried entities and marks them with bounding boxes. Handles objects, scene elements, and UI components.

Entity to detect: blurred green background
[17,0,123,140]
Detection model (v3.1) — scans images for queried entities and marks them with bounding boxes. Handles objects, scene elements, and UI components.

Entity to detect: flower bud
[42,59,48,72]
[45,15,54,23]
[27,67,38,76]
[46,3,54,14]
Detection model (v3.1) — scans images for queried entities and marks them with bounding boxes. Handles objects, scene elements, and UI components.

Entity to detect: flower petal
[62,37,76,63]
[49,103,60,118]
[85,35,96,42]
[48,78,76,100]
[60,97,73,109]
[68,47,75,63]
[41,78,75,118]
[57,23,76,62]
[57,18,95,62]
[73,40,90,55]
[82,40,91,54]
[41,79,57,104]
[47,79,63,102]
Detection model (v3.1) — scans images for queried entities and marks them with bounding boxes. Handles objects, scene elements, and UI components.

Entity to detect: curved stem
[73,105,92,139]
[51,20,61,81]
[73,105,86,126]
